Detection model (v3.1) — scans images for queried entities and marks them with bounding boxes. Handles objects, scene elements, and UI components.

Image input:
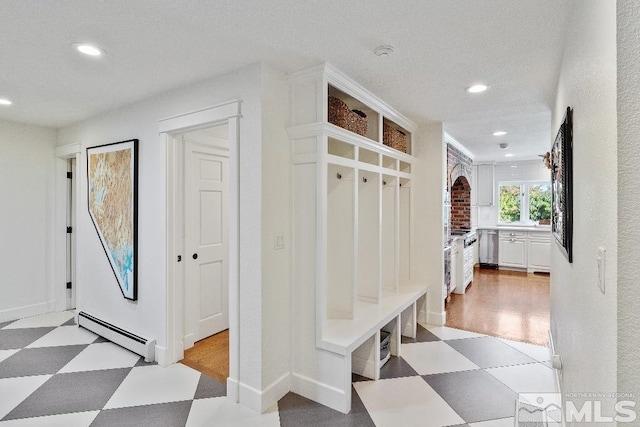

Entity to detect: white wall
[617,0,640,402]
[0,120,57,322]
[476,160,550,227]
[411,121,446,325]
[259,64,291,405]
[551,0,618,420]
[56,64,272,408]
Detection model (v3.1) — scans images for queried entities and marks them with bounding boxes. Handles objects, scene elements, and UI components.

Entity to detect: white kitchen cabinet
[496,229,551,271]
[452,239,474,294]
[528,232,551,273]
[499,230,527,268]
[475,164,495,206]
[450,244,458,294]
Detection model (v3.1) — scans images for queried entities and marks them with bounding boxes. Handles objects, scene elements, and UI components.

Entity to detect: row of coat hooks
[335,172,403,187]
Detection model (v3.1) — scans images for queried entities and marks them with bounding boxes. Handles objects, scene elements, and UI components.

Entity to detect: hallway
[0,311,557,426]
[446,268,550,346]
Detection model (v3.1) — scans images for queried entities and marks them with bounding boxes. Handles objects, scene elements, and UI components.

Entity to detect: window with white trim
[498,181,551,224]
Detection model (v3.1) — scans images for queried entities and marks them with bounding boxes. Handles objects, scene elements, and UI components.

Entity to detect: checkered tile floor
[0,311,556,426]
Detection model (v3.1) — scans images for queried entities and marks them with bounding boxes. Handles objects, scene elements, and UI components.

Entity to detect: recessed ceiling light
[466,84,489,93]
[505,153,514,157]
[72,43,104,57]
[493,131,507,136]
[0,98,12,106]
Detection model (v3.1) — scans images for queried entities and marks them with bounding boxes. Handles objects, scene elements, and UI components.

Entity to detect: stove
[451,229,477,247]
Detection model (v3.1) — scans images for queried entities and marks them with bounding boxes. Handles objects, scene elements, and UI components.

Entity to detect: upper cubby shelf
[288,63,418,157]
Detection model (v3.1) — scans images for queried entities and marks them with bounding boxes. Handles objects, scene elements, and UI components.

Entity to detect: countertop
[476,225,551,232]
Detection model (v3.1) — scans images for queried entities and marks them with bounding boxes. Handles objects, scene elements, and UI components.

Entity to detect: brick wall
[447,144,472,230]
[451,177,471,230]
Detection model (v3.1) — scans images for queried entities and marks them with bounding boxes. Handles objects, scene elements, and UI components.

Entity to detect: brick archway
[451,176,471,230]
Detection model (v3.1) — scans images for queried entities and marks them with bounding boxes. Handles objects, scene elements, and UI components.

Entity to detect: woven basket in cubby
[328,96,367,137]
[383,122,407,153]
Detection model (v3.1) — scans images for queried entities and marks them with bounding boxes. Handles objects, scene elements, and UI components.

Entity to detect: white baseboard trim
[227,377,240,403]
[261,372,290,411]
[548,329,562,394]
[182,333,195,350]
[154,344,168,366]
[0,300,56,323]
[291,372,349,414]
[427,310,446,326]
[237,373,291,413]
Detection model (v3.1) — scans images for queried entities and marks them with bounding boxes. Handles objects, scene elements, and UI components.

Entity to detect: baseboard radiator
[78,311,156,362]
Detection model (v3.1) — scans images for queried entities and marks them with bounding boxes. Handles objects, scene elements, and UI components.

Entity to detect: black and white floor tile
[0,312,556,426]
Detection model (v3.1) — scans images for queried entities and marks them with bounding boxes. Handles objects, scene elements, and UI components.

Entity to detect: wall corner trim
[237,373,291,414]
[427,310,446,326]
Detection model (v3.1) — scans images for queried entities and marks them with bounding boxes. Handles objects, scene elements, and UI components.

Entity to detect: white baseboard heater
[78,311,156,362]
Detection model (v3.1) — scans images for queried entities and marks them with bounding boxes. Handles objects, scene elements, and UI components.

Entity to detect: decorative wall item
[87,139,139,300]
[551,108,573,263]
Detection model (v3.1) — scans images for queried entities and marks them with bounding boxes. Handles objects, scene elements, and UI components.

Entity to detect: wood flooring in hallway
[445,268,550,346]
[180,329,229,383]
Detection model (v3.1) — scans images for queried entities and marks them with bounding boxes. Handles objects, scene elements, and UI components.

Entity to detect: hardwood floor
[179,329,229,383]
[445,268,550,346]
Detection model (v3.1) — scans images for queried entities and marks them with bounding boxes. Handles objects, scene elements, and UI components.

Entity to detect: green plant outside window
[499,181,551,224]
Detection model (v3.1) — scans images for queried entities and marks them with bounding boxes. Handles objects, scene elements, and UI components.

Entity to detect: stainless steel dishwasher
[478,229,499,268]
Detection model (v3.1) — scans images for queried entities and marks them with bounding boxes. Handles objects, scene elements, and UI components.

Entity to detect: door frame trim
[54,144,82,312]
[161,100,241,402]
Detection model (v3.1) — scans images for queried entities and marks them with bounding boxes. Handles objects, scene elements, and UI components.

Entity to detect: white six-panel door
[184,133,229,345]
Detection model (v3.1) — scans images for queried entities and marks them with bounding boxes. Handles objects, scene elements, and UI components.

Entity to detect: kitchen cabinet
[499,230,527,268]
[475,164,495,206]
[452,239,474,294]
[450,244,458,294]
[495,228,551,271]
[528,231,551,273]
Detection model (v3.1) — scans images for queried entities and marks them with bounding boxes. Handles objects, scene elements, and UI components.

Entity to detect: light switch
[274,232,285,250]
[597,247,606,294]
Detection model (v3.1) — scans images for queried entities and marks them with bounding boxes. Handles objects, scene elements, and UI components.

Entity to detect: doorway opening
[176,125,230,382]
[55,144,81,313]
[161,100,240,402]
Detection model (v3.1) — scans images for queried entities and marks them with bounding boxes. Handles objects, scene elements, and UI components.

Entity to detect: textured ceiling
[0,0,570,161]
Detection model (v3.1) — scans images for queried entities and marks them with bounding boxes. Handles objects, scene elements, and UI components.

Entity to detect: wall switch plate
[597,247,606,294]
[274,232,285,250]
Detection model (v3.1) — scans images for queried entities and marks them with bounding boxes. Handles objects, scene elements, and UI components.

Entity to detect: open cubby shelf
[289,63,425,414]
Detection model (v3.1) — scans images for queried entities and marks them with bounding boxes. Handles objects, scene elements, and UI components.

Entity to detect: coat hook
[399,183,402,187]
[337,172,342,179]
[362,176,368,183]
[383,180,387,186]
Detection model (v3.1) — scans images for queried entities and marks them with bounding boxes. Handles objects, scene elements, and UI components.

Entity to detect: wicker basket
[328,96,367,137]
[383,122,407,153]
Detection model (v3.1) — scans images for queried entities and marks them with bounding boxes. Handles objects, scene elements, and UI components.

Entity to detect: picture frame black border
[86,139,139,301]
[551,107,573,263]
